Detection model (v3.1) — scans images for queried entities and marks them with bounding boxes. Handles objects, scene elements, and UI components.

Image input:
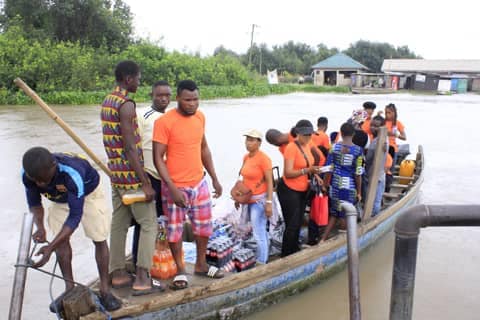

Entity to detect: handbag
[230,180,253,204]
[230,158,264,204]
[310,193,329,226]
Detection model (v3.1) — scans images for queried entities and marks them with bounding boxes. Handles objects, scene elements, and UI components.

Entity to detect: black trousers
[277,179,308,257]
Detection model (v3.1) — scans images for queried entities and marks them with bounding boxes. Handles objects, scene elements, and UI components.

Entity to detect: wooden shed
[312,53,368,86]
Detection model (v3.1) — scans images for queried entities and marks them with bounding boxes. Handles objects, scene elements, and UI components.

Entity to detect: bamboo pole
[8,212,34,320]
[363,127,387,220]
[14,78,112,176]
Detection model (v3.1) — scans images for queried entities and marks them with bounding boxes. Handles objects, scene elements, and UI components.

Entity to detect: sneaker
[99,292,122,311]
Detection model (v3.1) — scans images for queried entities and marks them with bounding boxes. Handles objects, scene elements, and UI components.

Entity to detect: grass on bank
[0,84,351,106]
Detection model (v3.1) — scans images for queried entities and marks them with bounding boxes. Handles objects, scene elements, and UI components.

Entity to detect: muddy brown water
[2,92,480,319]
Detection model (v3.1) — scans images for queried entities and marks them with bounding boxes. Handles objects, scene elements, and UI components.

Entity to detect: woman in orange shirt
[236,129,274,263]
[277,120,323,257]
[385,103,407,166]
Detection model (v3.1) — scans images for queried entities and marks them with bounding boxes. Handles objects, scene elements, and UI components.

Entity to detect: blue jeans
[248,201,269,263]
[372,179,385,217]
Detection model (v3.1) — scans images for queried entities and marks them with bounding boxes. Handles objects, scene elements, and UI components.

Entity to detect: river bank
[1,83,349,105]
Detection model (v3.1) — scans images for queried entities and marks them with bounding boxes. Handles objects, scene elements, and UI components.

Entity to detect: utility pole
[248,24,259,67]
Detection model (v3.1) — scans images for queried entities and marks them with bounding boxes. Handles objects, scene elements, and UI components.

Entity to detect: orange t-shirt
[240,150,272,197]
[385,120,405,152]
[311,130,331,150]
[278,133,326,166]
[361,119,373,141]
[152,108,205,187]
[282,142,314,192]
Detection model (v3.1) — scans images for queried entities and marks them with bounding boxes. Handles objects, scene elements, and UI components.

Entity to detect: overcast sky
[124,0,478,59]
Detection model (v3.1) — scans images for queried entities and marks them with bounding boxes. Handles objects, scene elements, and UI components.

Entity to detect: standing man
[361,101,377,140]
[22,147,121,312]
[101,60,160,296]
[153,80,224,290]
[131,80,172,265]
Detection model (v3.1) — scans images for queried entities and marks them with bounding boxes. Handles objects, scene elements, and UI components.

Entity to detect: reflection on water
[1,93,480,319]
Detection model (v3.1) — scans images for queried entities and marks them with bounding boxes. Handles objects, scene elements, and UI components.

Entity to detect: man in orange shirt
[311,116,330,157]
[361,101,376,140]
[152,80,223,290]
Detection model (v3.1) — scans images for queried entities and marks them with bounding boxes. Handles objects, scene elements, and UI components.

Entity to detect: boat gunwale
[101,146,425,319]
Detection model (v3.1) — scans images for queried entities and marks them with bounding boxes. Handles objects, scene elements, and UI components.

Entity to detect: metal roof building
[312,53,368,86]
[381,59,480,75]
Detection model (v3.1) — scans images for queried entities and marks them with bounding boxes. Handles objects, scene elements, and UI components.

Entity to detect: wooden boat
[83,146,424,320]
[351,87,398,94]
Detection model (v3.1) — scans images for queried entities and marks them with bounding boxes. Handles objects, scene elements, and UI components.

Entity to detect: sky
[124,0,478,60]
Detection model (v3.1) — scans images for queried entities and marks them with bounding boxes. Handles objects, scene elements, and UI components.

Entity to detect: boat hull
[92,147,424,320]
[124,184,421,320]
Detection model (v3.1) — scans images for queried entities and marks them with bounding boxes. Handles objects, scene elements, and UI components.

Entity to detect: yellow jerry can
[399,160,415,184]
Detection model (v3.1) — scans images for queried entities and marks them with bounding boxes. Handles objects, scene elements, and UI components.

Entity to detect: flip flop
[131,282,166,296]
[98,292,122,311]
[111,273,134,289]
[170,274,189,291]
[194,265,224,279]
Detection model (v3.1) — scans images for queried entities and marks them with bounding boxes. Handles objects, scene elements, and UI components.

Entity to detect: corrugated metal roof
[382,59,480,73]
[312,53,368,70]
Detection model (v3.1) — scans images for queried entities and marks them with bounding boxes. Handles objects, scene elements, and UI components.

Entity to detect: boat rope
[14,241,112,320]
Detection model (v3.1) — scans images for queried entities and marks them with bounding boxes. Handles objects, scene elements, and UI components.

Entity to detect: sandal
[194,265,224,279]
[170,274,189,290]
[111,273,134,289]
[99,292,122,311]
[131,280,166,296]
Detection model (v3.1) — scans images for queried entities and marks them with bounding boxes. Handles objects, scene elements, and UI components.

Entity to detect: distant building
[381,59,480,92]
[312,53,368,86]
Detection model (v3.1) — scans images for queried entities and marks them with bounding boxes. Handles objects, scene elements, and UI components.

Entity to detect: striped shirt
[101,87,144,189]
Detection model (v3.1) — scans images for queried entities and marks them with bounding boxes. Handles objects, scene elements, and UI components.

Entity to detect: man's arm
[119,101,154,200]
[30,205,47,243]
[32,189,85,268]
[201,135,222,198]
[153,141,187,207]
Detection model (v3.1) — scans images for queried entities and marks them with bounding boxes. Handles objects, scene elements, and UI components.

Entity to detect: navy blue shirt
[22,153,100,230]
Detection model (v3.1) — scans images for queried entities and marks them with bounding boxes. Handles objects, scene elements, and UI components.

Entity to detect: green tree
[344,40,420,72]
[1,0,133,50]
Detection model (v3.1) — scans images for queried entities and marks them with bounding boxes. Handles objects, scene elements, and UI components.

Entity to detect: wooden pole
[8,212,34,320]
[14,78,112,176]
[363,127,387,220]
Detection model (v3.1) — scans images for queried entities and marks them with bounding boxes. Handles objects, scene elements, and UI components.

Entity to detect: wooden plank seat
[383,192,401,199]
[389,183,410,189]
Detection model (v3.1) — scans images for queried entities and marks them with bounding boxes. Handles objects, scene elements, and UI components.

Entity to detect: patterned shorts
[161,177,212,242]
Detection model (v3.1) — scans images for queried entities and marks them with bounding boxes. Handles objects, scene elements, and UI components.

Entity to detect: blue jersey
[22,153,100,230]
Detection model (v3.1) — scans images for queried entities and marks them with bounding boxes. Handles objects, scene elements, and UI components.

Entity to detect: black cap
[294,119,314,135]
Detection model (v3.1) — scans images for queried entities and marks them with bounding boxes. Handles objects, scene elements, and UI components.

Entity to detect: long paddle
[14,78,112,176]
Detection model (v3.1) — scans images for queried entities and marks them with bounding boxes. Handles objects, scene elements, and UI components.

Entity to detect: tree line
[0,0,421,97]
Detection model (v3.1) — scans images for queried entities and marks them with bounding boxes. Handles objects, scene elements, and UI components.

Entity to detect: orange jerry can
[398,160,415,184]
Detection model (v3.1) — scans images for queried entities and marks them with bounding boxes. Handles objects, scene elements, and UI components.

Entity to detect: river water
[2,92,480,319]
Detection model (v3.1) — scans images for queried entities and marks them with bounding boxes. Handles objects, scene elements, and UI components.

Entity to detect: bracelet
[301,168,305,175]
[265,200,273,204]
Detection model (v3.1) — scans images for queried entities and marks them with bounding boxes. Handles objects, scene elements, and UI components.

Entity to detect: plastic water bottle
[121,191,147,205]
